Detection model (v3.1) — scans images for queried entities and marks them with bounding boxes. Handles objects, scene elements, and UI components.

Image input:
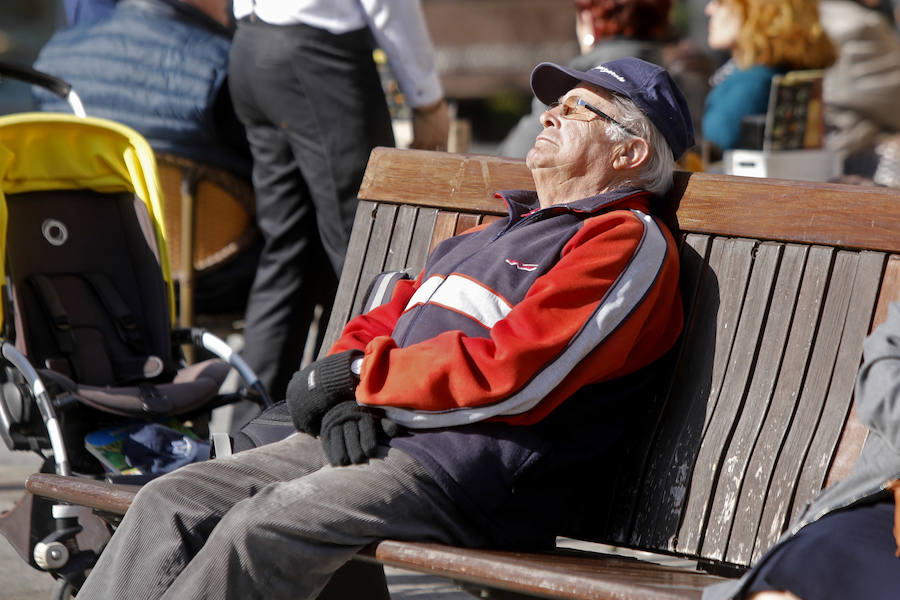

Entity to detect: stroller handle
[174,328,273,408]
[199,330,272,408]
[0,61,86,118]
[0,341,71,476]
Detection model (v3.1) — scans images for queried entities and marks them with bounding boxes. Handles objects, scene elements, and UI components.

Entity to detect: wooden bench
[27,148,900,599]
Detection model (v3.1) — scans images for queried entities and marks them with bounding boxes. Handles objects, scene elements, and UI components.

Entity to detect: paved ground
[0,447,56,600]
[0,443,477,600]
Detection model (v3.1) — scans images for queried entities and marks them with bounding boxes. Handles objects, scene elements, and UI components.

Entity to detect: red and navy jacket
[330,187,684,546]
[333,187,682,425]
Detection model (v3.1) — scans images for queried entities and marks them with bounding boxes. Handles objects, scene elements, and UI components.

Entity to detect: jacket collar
[496,187,652,221]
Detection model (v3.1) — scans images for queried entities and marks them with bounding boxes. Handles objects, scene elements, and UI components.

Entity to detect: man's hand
[285,350,363,436]
[410,99,449,151]
[319,401,399,466]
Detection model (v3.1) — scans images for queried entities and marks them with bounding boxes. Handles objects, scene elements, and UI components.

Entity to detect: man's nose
[539,107,560,128]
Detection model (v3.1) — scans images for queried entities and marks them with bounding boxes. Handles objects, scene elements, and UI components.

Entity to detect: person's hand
[285,350,363,436]
[319,401,399,466]
[410,99,449,151]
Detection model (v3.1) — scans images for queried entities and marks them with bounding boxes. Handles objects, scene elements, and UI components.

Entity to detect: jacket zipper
[398,210,550,347]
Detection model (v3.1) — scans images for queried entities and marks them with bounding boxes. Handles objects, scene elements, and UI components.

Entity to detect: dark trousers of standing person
[228,18,395,402]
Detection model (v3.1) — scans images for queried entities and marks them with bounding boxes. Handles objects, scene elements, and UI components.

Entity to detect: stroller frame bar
[0,341,70,475]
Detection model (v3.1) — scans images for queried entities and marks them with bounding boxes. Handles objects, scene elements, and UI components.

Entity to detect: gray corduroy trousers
[77,433,487,599]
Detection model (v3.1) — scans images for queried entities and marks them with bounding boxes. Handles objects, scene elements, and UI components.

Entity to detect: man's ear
[612,137,650,171]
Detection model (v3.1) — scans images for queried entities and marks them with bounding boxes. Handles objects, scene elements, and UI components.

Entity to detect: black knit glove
[286,350,363,436]
[319,401,399,466]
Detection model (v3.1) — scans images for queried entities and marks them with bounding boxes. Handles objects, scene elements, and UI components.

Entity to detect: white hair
[602,93,675,197]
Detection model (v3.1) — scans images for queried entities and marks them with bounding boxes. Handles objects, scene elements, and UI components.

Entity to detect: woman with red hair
[572,0,672,51]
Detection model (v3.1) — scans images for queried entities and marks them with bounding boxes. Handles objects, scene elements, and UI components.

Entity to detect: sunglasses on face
[548,95,638,137]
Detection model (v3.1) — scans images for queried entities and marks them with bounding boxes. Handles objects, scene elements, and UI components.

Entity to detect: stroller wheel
[34,540,69,570]
[52,578,76,600]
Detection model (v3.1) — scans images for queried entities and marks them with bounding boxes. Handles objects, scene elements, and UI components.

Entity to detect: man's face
[525,84,619,181]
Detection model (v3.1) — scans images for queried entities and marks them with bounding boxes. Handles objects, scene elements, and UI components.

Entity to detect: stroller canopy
[0,113,176,324]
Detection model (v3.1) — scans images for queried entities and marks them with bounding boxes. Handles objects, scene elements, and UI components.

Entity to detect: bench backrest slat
[793,251,887,501]
[679,240,786,556]
[749,249,882,560]
[430,211,463,255]
[382,204,417,272]
[406,207,441,274]
[824,256,900,490]
[700,243,809,560]
[350,203,401,318]
[329,148,900,571]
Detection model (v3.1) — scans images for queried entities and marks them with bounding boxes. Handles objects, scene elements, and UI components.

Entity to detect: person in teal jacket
[702,0,836,153]
[702,62,782,151]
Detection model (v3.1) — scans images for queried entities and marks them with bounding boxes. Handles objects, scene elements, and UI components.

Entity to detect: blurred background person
[61,0,118,26]
[862,0,899,24]
[820,0,900,185]
[32,0,251,178]
[702,0,836,155]
[228,0,449,403]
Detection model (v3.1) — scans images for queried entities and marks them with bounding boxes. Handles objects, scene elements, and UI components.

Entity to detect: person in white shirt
[229,0,450,403]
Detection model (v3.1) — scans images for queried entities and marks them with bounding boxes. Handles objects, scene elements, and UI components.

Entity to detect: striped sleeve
[328,276,420,354]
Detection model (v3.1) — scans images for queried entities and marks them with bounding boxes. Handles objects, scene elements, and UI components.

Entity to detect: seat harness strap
[82,272,148,354]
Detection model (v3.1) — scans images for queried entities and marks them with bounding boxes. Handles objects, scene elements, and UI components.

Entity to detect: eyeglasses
[549,96,638,137]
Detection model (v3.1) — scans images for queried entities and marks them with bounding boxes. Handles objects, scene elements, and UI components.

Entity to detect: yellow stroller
[0,63,270,597]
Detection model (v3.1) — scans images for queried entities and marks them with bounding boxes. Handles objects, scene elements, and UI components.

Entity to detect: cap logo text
[593,65,625,82]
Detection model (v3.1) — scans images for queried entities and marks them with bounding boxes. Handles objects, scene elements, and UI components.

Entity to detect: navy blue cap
[531,57,695,159]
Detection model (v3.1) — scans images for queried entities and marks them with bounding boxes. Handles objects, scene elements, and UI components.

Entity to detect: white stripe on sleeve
[383,210,669,428]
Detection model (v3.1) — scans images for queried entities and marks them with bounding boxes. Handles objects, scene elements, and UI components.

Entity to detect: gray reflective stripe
[405,274,513,329]
[365,272,406,313]
[382,210,669,428]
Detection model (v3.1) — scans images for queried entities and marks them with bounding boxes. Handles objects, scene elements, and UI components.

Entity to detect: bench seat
[25,472,723,599]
